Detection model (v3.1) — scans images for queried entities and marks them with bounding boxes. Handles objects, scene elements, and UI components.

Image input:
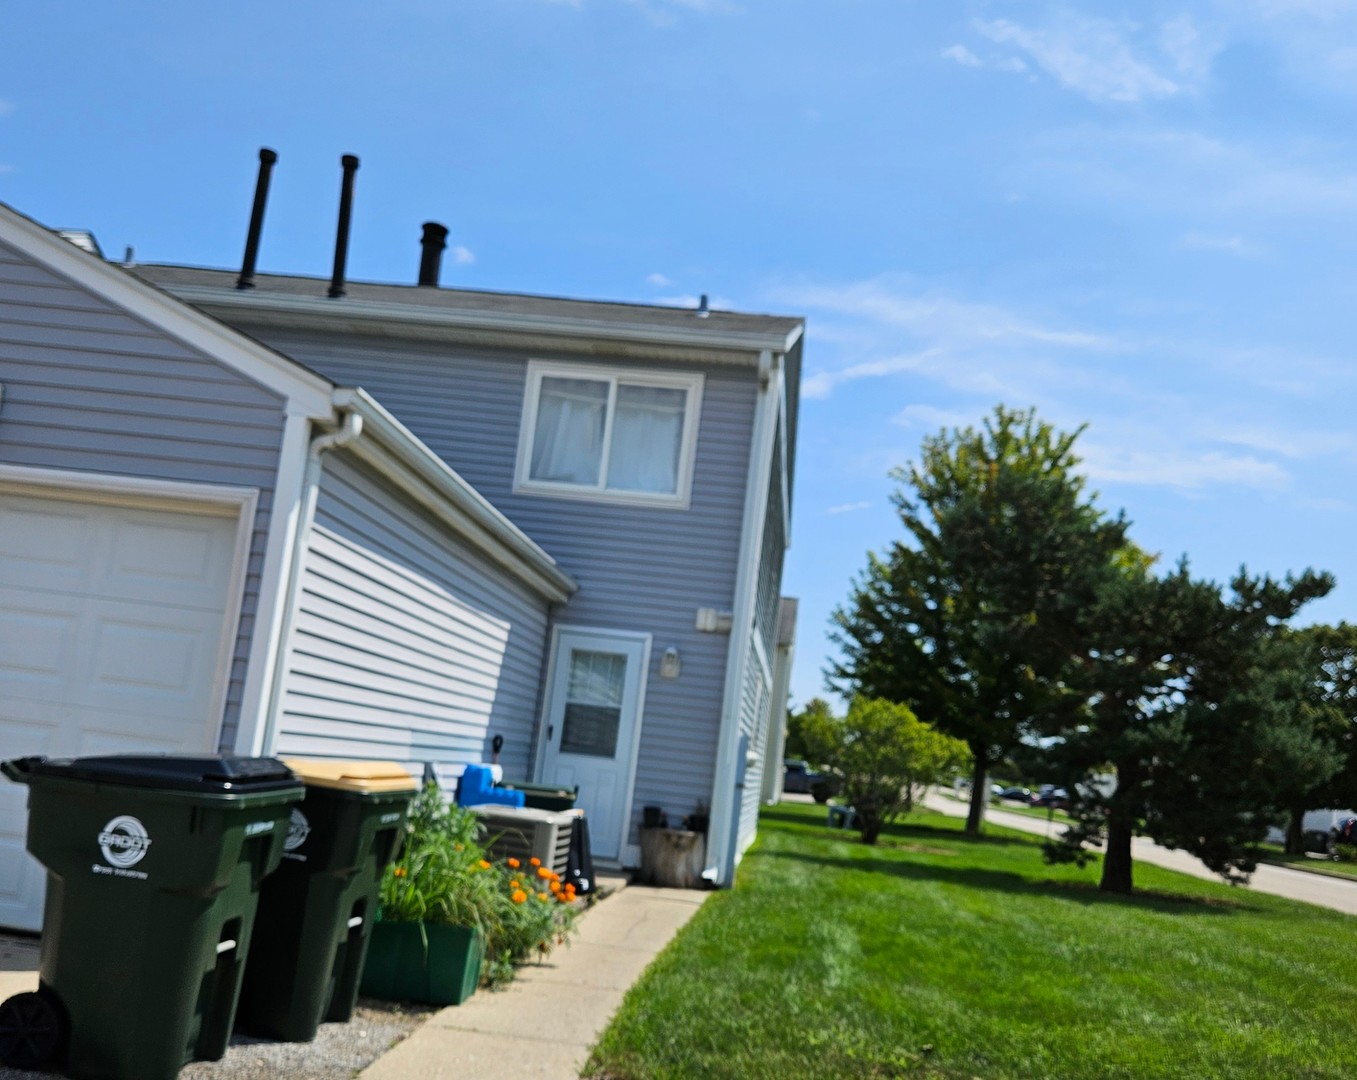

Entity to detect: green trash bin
[0,753,303,1080]
[234,759,418,1042]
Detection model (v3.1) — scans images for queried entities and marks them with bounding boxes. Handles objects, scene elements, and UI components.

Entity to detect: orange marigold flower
[549,881,561,893]
[509,879,520,889]
[538,892,549,902]
[478,859,491,870]
[393,866,407,877]
[536,866,553,879]
[529,857,541,866]
[511,889,527,904]
[507,857,520,868]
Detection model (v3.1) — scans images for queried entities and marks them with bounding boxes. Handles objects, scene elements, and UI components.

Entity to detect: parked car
[1032,787,1070,809]
[998,786,1032,802]
[783,760,824,795]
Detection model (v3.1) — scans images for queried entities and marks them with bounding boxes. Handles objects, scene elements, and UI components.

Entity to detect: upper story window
[514,361,704,509]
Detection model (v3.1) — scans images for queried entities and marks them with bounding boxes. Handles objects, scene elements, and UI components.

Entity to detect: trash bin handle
[0,757,43,784]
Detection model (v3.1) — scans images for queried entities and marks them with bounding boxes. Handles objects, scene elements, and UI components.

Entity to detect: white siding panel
[0,240,287,749]
[275,452,551,783]
[736,631,770,855]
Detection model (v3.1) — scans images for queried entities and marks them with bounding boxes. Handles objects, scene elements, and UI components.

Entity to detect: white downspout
[258,407,364,755]
[704,351,781,884]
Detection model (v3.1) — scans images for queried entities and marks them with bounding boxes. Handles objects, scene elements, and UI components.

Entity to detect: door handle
[547,725,554,740]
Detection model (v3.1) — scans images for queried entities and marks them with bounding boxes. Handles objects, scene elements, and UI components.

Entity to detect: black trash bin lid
[15,754,300,794]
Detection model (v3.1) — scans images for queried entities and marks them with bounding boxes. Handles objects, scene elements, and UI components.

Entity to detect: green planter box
[359,922,483,1006]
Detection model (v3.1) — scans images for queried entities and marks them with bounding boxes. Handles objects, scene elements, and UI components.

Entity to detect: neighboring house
[0,197,801,931]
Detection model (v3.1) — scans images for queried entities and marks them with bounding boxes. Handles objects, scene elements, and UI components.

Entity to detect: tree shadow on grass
[763,847,1252,916]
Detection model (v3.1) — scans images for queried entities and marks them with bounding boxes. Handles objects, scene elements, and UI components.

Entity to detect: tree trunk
[1284,807,1306,856]
[965,745,988,835]
[1100,810,1134,894]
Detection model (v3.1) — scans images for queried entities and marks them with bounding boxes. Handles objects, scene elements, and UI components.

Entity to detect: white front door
[538,629,650,863]
[0,491,243,931]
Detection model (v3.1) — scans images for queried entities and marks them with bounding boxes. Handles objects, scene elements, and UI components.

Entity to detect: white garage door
[0,490,243,931]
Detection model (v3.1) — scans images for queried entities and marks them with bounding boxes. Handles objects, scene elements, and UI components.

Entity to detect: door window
[559,649,627,757]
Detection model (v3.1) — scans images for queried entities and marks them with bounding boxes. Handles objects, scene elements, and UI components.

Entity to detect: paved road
[923,791,1357,917]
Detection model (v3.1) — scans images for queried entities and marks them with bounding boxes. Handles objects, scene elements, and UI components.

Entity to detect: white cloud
[779,280,1114,351]
[1178,231,1256,256]
[1080,444,1290,491]
[451,245,475,265]
[1031,126,1357,219]
[1159,16,1221,81]
[825,501,873,516]
[941,44,982,68]
[1199,420,1357,460]
[974,14,1192,103]
[785,279,1121,403]
[892,404,979,431]
[647,272,673,286]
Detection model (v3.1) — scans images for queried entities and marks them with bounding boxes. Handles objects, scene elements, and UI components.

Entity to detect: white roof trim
[163,284,806,360]
[333,387,577,604]
[0,202,334,418]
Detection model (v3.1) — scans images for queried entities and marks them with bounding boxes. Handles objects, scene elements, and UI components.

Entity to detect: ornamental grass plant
[378,783,578,988]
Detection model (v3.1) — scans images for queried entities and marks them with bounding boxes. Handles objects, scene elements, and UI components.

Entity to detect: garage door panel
[74,725,186,757]
[89,614,220,710]
[0,605,76,687]
[0,838,43,930]
[103,513,238,607]
[0,501,91,591]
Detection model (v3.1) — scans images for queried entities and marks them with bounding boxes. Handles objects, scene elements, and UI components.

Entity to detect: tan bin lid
[281,759,419,793]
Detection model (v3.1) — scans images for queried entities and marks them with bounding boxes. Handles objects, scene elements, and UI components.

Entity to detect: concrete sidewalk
[925,790,1357,916]
[359,883,709,1080]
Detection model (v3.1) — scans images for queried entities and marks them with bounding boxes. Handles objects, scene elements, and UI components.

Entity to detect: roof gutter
[161,284,805,361]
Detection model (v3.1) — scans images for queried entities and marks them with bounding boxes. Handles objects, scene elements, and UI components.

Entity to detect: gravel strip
[0,999,434,1080]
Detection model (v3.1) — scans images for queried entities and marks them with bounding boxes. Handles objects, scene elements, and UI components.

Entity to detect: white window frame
[514,360,704,510]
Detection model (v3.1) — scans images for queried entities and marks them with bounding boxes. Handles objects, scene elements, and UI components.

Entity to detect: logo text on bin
[98,816,152,868]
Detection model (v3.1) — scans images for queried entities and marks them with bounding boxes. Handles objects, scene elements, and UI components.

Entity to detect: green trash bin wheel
[0,989,68,1071]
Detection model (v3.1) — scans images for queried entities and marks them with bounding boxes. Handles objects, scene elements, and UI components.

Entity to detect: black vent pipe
[328,154,360,299]
[418,222,448,287]
[236,148,277,290]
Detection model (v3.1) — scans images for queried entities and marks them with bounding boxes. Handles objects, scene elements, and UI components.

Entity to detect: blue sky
[5,2,1357,709]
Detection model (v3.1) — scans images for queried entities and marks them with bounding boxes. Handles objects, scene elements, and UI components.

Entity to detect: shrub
[802,698,969,844]
[379,784,579,987]
[1335,843,1357,864]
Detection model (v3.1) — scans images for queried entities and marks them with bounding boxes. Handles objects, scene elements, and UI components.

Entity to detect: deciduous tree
[827,406,1127,834]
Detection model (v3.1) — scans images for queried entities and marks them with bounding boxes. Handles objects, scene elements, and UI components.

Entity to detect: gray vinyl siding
[233,327,754,848]
[0,240,287,749]
[275,451,551,780]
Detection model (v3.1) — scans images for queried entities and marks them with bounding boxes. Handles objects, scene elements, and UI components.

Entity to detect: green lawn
[988,800,1074,827]
[1253,841,1357,880]
[586,802,1357,1080]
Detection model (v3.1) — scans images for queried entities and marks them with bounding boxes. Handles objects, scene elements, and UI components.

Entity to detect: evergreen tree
[1045,563,1334,893]
[1265,623,1357,853]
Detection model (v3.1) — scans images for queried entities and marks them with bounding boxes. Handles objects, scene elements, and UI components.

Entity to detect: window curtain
[529,377,608,485]
[561,649,628,758]
[606,384,686,494]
